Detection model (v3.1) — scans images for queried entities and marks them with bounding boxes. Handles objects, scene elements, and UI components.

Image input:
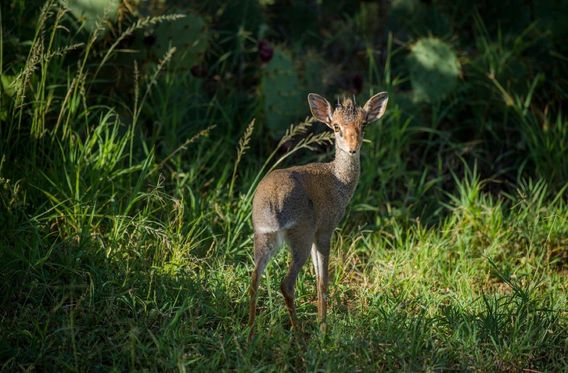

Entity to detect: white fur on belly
[254,219,296,234]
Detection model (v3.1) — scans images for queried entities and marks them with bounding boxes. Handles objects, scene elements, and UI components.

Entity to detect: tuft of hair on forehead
[335,95,360,122]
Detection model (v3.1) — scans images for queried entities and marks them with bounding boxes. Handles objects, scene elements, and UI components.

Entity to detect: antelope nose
[349,150,356,154]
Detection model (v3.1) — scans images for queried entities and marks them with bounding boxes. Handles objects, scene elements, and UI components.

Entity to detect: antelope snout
[342,127,361,155]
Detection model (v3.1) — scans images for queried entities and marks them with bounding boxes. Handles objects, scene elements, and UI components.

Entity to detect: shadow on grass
[0,209,566,371]
[0,215,235,371]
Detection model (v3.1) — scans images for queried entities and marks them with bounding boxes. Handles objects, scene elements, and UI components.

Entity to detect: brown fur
[248,92,388,338]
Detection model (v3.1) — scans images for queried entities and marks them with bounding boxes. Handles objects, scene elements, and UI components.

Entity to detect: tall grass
[0,1,566,371]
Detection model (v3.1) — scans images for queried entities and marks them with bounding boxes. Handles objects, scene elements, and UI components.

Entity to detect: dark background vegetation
[1,0,567,371]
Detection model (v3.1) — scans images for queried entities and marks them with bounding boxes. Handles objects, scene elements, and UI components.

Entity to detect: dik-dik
[248,92,389,336]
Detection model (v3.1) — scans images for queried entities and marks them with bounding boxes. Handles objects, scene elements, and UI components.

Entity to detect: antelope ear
[363,92,389,124]
[308,93,333,127]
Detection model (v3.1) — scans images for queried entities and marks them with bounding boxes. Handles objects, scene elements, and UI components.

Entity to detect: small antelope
[248,92,389,337]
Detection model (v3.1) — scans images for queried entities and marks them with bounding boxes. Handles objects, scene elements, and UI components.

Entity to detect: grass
[1,1,567,371]
[2,163,566,371]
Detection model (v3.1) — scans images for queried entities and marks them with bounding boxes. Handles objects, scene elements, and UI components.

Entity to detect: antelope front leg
[311,238,330,332]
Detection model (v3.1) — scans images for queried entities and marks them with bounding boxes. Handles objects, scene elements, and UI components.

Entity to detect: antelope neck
[332,145,360,195]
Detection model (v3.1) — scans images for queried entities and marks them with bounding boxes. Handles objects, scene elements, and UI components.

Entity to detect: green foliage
[65,0,121,31]
[260,48,328,137]
[388,0,451,39]
[147,12,209,70]
[260,46,304,137]
[407,37,461,103]
[302,50,326,95]
[535,0,568,44]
